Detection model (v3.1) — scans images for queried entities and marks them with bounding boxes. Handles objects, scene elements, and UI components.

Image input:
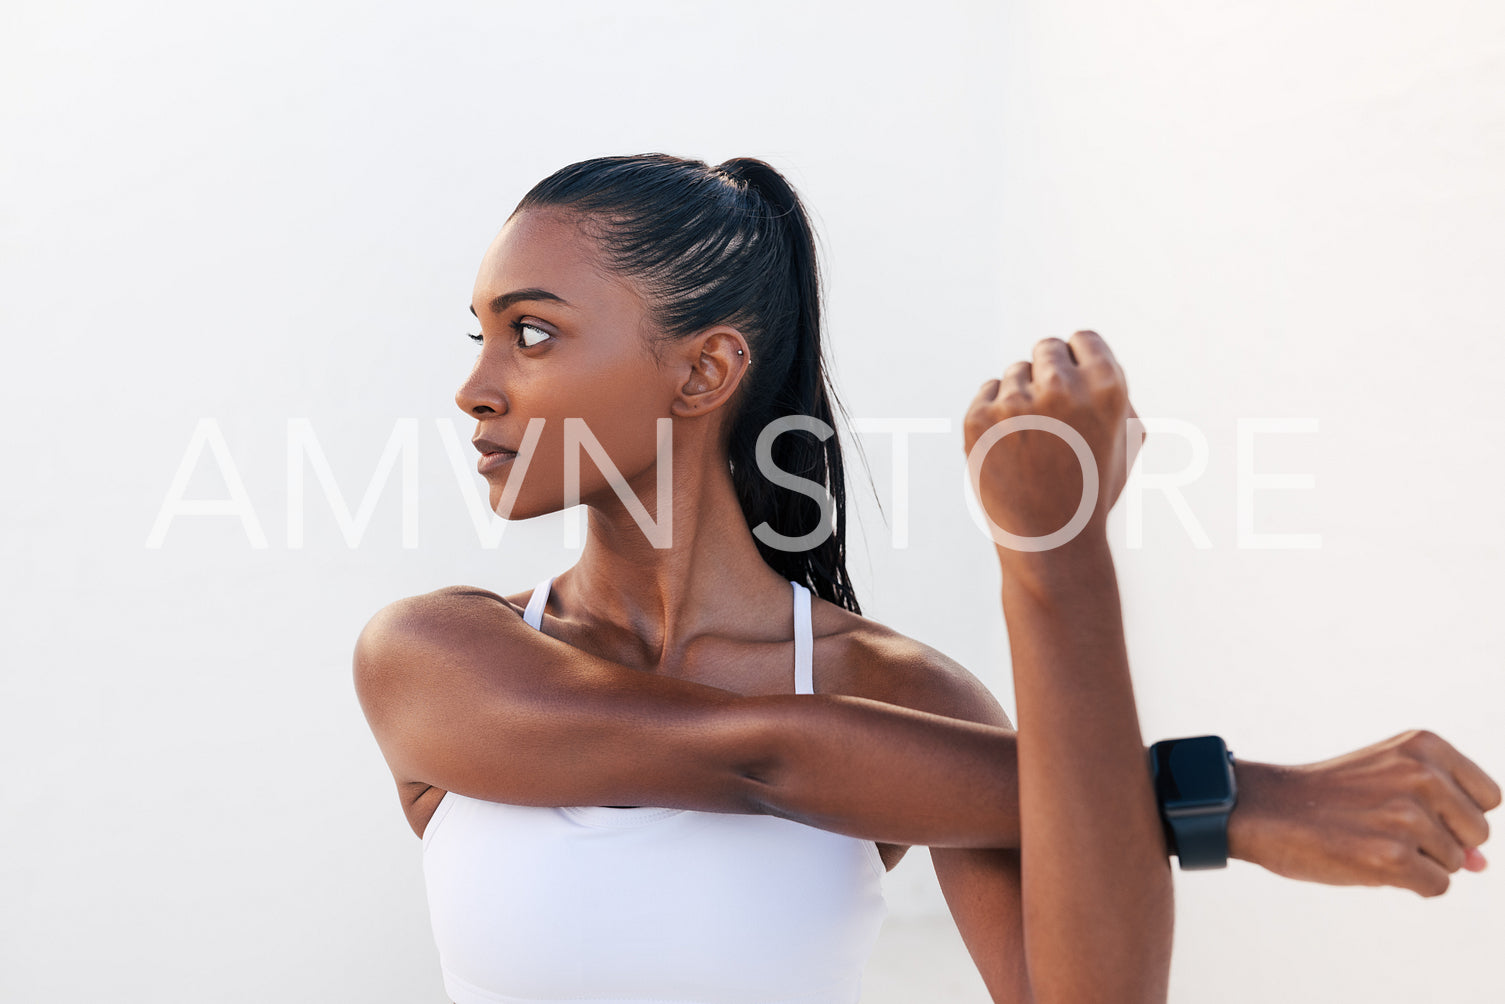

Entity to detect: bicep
[352,588,771,812]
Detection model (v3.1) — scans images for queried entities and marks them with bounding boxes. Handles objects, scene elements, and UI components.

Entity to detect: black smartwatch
[1147,735,1237,871]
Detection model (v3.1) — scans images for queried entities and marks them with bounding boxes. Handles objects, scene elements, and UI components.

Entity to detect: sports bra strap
[792,580,814,696]
[523,576,554,630]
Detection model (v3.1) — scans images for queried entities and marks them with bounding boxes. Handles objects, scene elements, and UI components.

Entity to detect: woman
[354,154,1499,1004]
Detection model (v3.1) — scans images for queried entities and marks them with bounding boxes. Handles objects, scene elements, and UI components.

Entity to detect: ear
[669,326,752,418]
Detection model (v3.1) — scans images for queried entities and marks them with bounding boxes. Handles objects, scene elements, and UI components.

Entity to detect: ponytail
[713,158,860,613]
[516,154,863,614]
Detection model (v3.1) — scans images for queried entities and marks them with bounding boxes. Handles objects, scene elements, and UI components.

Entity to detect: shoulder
[360,584,524,637]
[353,585,540,791]
[352,586,526,698]
[813,600,1014,730]
[362,584,520,627]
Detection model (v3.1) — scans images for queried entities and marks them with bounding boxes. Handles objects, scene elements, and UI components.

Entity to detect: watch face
[1153,735,1234,809]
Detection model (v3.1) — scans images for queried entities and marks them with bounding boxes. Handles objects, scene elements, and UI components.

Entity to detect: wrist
[1226,758,1296,864]
[995,528,1114,600]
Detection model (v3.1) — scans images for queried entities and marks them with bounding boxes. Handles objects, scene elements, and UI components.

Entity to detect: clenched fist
[1233,729,1501,897]
[963,331,1145,568]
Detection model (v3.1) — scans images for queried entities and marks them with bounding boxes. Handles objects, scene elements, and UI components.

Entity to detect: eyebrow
[468,288,572,317]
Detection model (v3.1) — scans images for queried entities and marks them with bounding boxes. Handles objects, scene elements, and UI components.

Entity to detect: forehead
[472,209,642,316]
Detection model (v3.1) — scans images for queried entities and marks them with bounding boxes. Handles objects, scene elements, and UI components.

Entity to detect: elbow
[712,698,791,818]
[351,607,398,719]
[733,763,783,817]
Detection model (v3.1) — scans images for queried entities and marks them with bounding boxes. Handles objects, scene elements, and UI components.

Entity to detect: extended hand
[1229,730,1501,897]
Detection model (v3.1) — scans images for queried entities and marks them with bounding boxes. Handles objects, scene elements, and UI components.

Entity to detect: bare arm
[353,586,1023,849]
[354,583,1501,888]
[964,331,1171,1003]
[1004,541,1171,1003]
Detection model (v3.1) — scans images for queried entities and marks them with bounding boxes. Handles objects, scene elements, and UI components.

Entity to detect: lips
[472,435,519,475]
[472,436,515,456]
[477,451,517,475]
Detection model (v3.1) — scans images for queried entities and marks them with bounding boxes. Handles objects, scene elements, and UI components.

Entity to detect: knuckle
[1384,798,1428,833]
[997,391,1032,413]
[1035,370,1070,398]
[1402,760,1447,798]
[1401,728,1442,754]
[1081,354,1116,378]
[1362,838,1412,874]
[1382,842,1413,872]
[964,411,1001,443]
[1070,329,1114,358]
[1089,376,1128,411]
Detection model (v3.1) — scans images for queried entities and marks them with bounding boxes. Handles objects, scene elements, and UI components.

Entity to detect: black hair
[515,153,862,614]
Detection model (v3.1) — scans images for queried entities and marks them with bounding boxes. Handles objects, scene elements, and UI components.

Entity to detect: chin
[490,491,564,523]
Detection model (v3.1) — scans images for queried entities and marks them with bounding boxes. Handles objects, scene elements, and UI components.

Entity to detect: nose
[455,353,508,417]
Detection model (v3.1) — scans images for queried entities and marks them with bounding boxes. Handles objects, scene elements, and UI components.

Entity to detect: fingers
[1432,774,1492,853]
[1399,729,1497,847]
[1002,360,1032,399]
[971,331,1124,426]
[1357,828,1456,898]
[1030,338,1079,397]
[968,364,1028,412]
[1067,329,1124,384]
[970,378,1001,408]
[1382,731,1498,895]
[1065,331,1125,394]
[1411,806,1468,874]
[966,367,1027,450]
[1412,737,1495,872]
[982,332,1123,401]
[1443,741,1503,814]
[1404,851,1454,899]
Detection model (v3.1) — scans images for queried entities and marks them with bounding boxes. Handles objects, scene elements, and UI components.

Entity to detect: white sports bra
[421,577,888,1004]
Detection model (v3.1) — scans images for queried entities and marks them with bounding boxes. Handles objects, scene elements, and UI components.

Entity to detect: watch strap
[1167,809,1230,870]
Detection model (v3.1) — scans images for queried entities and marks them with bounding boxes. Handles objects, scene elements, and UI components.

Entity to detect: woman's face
[456,209,678,519]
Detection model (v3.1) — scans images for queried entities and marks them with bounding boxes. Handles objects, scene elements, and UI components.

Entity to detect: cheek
[496,358,672,514]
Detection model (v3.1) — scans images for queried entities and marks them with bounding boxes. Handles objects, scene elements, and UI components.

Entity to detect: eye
[513,321,552,348]
[467,331,483,344]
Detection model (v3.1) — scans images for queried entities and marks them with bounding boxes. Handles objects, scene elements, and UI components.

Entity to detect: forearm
[744,695,1285,856]
[1004,539,1173,1004]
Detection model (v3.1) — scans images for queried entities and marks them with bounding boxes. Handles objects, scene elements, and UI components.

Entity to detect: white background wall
[3,2,1501,1001]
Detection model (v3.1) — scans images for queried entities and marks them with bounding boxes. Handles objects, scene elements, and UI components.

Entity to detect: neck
[558,442,795,666]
